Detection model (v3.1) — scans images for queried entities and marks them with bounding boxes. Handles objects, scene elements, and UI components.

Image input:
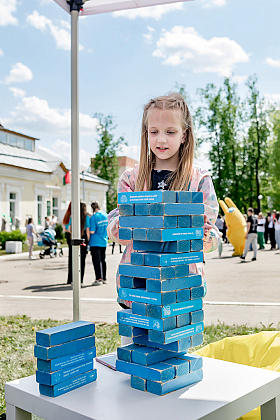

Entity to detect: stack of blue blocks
[34,321,97,397]
[116,190,204,395]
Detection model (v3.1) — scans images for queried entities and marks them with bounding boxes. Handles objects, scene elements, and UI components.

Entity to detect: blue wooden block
[148,322,204,344]
[131,375,147,391]
[116,359,175,382]
[36,321,95,347]
[119,263,175,280]
[119,276,146,289]
[175,264,190,277]
[34,336,96,361]
[39,369,97,397]
[144,252,203,267]
[178,216,191,228]
[36,360,93,386]
[176,312,191,327]
[133,240,191,253]
[176,191,203,203]
[117,344,140,362]
[191,239,203,251]
[131,253,145,266]
[150,203,164,216]
[119,204,134,216]
[161,357,190,377]
[145,228,204,242]
[191,333,204,347]
[178,354,203,372]
[190,286,204,300]
[119,287,176,306]
[191,215,204,228]
[118,191,175,204]
[176,288,191,303]
[118,324,147,338]
[164,203,204,216]
[119,228,132,240]
[163,217,177,228]
[131,346,179,366]
[132,301,147,316]
[118,310,175,332]
[146,274,202,293]
[133,335,191,353]
[190,309,204,324]
[133,229,147,241]
[146,369,203,395]
[120,216,166,229]
[37,348,96,373]
[135,203,150,216]
[146,298,203,319]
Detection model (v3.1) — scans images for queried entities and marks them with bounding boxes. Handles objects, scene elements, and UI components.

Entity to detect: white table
[5,356,280,420]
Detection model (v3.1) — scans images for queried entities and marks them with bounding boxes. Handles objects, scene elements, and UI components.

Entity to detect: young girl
[108,92,219,308]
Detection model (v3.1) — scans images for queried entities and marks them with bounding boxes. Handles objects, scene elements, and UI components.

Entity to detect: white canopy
[53,0,191,15]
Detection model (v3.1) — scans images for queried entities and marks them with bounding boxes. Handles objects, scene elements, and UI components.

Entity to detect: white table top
[5,356,280,420]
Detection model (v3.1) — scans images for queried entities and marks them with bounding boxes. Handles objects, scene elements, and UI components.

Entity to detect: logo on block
[196,324,203,333]
[196,229,203,238]
[153,320,161,330]
[163,306,171,316]
[120,195,128,203]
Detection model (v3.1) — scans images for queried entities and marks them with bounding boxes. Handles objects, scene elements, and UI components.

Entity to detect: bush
[55,224,64,240]
[0,230,27,250]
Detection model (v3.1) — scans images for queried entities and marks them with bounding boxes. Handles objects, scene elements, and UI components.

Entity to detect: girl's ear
[181,131,187,143]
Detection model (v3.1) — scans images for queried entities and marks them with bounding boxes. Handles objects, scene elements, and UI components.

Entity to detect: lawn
[0,315,278,419]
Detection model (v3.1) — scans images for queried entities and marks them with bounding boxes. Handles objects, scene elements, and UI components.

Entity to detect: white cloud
[153,26,249,77]
[117,144,140,162]
[6,95,98,136]
[5,62,33,84]
[9,87,26,98]
[0,0,18,26]
[232,75,248,84]
[27,11,84,51]
[142,26,155,44]
[264,93,280,104]
[113,3,184,20]
[200,0,226,8]
[38,141,91,168]
[265,57,280,68]
[0,48,3,57]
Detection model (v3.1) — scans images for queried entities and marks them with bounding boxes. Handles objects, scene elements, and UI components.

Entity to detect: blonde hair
[135,92,195,191]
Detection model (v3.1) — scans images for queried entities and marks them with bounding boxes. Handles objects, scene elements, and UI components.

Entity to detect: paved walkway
[0,243,279,327]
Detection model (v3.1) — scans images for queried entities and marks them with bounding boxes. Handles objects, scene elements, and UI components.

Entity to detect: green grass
[0,316,279,418]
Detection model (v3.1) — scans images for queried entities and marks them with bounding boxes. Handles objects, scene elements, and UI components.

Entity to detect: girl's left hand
[203,215,212,237]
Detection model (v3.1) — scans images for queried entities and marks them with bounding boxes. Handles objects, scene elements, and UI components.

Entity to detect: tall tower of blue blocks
[116,190,204,395]
[34,321,97,397]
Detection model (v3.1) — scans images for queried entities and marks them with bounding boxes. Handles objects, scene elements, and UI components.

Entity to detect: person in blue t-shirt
[89,201,108,286]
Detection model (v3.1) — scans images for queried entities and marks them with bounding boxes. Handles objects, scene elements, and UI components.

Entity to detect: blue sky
[0,0,280,170]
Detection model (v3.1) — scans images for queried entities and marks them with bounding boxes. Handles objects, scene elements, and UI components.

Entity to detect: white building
[0,124,110,231]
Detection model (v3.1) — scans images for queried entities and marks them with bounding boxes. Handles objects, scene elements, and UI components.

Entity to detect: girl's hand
[203,215,212,237]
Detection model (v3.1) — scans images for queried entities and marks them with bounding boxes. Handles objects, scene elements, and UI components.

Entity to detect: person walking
[264,212,270,244]
[268,210,276,250]
[240,208,258,261]
[275,211,280,250]
[89,202,108,286]
[26,218,38,259]
[257,212,265,250]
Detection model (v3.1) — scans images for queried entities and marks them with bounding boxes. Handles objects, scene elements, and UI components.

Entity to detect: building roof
[0,124,39,141]
[0,142,110,185]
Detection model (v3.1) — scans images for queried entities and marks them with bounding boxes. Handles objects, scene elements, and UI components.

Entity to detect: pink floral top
[108,164,219,307]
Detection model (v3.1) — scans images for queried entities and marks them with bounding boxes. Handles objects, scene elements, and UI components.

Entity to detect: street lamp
[258,194,263,213]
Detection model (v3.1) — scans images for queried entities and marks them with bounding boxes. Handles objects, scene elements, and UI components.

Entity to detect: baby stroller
[38,228,63,259]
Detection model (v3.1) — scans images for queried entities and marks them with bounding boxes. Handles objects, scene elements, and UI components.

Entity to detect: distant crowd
[215,208,280,261]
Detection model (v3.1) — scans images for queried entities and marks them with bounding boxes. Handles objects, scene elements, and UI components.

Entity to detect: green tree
[91,114,126,213]
[268,109,280,209]
[245,75,270,212]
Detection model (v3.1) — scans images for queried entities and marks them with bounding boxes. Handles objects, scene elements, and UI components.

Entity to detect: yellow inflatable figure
[219,197,246,256]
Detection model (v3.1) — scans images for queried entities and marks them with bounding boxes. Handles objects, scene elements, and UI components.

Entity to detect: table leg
[6,403,32,420]
[261,395,280,420]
